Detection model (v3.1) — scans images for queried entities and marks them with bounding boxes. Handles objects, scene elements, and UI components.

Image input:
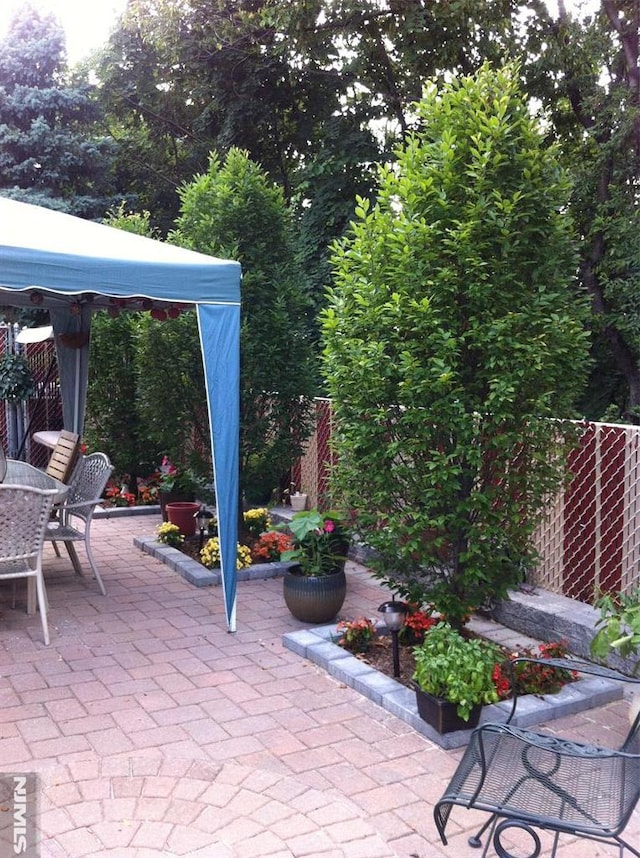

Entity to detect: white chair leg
[64,541,107,596]
[35,573,50,646]
[85,539,107,596]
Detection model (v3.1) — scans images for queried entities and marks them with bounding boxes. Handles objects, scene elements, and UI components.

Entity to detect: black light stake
[378,600,408,678]
[195,505,214,550]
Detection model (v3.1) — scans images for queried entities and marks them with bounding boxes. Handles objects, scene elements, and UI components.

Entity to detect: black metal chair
[434,657,640,857]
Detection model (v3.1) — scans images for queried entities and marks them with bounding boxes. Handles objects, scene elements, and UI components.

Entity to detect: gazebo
[0,198,242,631]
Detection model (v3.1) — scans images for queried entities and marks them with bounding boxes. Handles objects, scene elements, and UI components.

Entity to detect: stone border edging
[135,535,296,588]
[282,624,623,750]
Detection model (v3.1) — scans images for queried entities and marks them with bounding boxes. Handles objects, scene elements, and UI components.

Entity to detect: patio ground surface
[0,511,637,857]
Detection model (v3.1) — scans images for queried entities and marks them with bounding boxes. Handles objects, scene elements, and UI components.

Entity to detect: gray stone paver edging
[135,536,296,588]
[282,623,623,750]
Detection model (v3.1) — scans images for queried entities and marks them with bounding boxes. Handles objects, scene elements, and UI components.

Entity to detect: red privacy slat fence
[0,326,61,468]
[295,403,640,603]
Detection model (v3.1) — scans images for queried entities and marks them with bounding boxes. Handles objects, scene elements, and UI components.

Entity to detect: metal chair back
[63,452,113,526]
[434,657,640,857]
[0,483,58,644]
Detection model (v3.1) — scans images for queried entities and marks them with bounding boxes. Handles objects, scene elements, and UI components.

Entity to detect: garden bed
[283,623,624,749]
[135,535,294,587]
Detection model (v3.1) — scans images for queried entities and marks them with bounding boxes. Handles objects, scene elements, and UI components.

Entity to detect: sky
[0,0,128,64]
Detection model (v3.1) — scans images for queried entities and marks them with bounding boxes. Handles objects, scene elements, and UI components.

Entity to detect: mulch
[346,635,419,689]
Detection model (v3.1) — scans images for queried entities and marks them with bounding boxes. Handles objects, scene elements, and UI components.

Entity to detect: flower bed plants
[155,506,349,577]
[337,611,577,706]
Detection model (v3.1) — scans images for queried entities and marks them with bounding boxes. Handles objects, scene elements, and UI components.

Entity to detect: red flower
[323,520,335,533]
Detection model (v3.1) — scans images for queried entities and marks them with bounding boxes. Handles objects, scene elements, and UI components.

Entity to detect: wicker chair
[45,452,113,595]
[434,657,640,857]
[0,484,58,644]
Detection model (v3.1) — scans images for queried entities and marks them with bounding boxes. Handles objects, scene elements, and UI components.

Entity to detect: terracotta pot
[283,567,346,623]
[166,501,200,536]
[160,490,196,522]
[413,686,481,733]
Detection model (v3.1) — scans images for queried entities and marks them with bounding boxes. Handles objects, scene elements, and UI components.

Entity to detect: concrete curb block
[135,536,296,588]
[282,625,623,750]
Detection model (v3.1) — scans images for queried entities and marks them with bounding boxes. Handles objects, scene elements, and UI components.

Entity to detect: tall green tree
[85,207,152,484]
[520,1,640,421]
[323,63,590,627]
[171,148,318,504]
[85,206,209,484]
[0,4,116,217]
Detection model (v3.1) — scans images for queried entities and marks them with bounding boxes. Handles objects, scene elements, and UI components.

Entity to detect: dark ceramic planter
[283,567,347,623]
[414,686,481,733]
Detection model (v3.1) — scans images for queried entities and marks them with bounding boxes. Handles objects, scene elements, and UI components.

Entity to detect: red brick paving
[0,512,636,857]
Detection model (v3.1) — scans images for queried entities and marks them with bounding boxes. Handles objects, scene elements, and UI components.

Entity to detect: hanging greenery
[0,354,35,402]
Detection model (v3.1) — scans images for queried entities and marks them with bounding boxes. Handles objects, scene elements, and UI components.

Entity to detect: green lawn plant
[322,62,590,628]
[412,623,502,721]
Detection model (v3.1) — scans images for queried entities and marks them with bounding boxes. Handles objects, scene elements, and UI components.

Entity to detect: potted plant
[279,509,350,623]
[412,622,501,732]
[157,455,202,522]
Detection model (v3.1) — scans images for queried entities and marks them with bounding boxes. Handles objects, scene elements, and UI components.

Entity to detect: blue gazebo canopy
[0,198,241,631]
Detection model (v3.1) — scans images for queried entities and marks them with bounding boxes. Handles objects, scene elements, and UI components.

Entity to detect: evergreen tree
[171,148,319,504]
[0,4,116,217]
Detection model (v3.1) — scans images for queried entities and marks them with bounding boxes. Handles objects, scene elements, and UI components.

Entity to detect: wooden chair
[434,657,640,857]
[0,484,58,645]
[45,452,114,595]
[45,430,80,484]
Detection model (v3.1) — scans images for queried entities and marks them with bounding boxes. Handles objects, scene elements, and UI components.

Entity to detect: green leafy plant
[279,509,349,576]
[170,149,318,507]
[322,62,590,628]
[412,622,502,721]
[157,456,202,496]
[336,617,377,653]
[0,354,34,402]
[590,588,640,673]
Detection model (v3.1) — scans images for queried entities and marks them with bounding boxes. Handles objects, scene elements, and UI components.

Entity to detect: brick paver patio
[0,512,637,857]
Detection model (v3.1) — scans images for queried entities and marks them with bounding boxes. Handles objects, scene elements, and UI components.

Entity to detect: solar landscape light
[378,600,408,678]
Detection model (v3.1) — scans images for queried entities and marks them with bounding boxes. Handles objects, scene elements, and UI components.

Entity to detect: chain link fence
[532,421,640,602]
[296,404,640,603]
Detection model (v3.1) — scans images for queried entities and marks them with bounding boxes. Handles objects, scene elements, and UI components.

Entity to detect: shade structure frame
[0,198,242,630]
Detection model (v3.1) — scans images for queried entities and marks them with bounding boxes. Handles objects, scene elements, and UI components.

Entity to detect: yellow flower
[243,507,271,538]
[156,522,184,547]
[200,537,252,570]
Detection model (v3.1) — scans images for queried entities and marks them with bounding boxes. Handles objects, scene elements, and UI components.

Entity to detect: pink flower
[324,520,335,533]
